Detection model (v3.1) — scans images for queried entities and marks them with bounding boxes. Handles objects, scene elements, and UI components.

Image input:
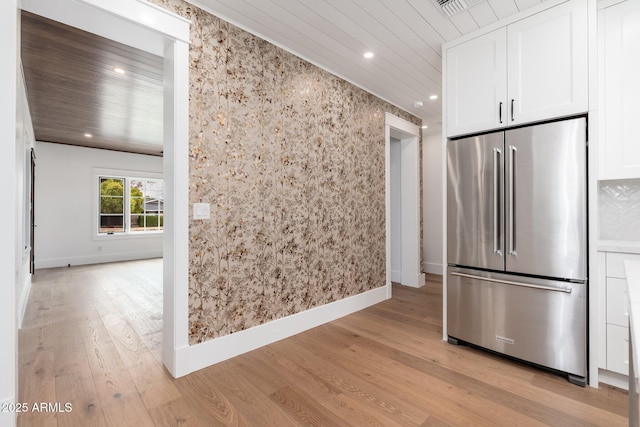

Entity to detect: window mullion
[125,178,130,233]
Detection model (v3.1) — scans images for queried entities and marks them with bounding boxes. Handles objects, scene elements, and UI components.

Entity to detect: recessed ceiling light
[113,67,126,74]
[414,101,424,108]
[363,52,374,59]
[84,133,93,138]
[422,125,428,129]
[430,95,438,100]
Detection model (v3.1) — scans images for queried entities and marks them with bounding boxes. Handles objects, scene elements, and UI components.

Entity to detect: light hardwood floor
[19,261,627,426]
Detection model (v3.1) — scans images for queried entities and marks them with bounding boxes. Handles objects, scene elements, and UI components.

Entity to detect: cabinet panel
[607,252,640,279]
[600,251,640,377]
[445,28,507,137]
[444,0,588,137]
[607,324,630,375]
[598,252,607,369]
[607,277,630,327]
[507,0,588,125]
[600,0,640,179]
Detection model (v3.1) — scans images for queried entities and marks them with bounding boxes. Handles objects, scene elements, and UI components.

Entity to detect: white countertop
[599,240,640,254]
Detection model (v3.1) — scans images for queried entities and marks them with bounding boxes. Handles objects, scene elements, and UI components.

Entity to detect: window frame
[98,176,126,234]
[94,168,164,239]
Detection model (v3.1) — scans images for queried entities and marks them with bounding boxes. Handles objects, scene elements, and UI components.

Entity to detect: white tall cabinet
[596,0,640,392]
[445,0,588,137]
[599,0,640,180]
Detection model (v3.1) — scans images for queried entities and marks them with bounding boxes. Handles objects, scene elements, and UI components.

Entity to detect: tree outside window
[130,179,164,232]
[99,176,164,234]
[99,178,125,233]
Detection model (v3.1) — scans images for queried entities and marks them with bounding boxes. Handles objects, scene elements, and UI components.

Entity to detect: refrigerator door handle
[493,148,502,255]
[508,145,517,256]
[451,272,573,293]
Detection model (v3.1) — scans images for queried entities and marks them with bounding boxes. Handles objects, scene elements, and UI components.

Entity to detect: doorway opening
[19,0,190,377]
[385,113,424,293]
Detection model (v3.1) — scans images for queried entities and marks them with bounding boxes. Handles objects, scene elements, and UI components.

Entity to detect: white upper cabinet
[599,0,640,180]
[446,28,507,137]
[445,0,588,138]
[507,0,588,125]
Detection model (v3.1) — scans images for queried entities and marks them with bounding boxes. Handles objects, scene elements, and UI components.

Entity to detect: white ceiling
[188,0,550,135]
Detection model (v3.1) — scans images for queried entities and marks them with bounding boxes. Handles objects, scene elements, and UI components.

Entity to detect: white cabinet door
[607,252,640,279]
[444,0,588,137]
[507,0,588,125]
[600,0,640,179]
[607,324,630,375]
[607,277,630,327]
[445,28,507,137]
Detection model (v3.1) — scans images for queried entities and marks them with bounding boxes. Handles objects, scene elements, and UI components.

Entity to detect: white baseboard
[401,272,426,288]
[390,269,402,282]
[184,285,390,376]
[35,250,163,269]
[392,271,426,287]
[18,266,32,329]
[598,368,628,390]
[172,345,191,378]
[0,397,16,427]
[423,262,444,276]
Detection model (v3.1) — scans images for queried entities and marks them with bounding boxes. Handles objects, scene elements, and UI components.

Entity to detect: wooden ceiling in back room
[20,11,165,156]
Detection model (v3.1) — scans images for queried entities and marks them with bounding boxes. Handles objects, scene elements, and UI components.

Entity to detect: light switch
[193,203,210,220]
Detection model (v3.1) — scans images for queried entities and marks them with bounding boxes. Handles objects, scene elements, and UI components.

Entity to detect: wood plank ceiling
[20,0,549,156]
[21,11,164,156]
[190,0,549,134]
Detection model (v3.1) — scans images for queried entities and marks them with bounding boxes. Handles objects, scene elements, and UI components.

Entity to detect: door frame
[29,148,35,274]
[385,113,424,295]
[2,0,19,421]
[19,0,191,377]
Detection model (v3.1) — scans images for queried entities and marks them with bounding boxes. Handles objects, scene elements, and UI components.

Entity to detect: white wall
[16,71,35,328]
[34,142,163,268]
[2,0,19,424]
[422,132,444,275]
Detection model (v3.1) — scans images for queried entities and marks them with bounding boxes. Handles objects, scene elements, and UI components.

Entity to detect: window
[130,178,164,232]
[98,176,164,234]
[99,177,125,233]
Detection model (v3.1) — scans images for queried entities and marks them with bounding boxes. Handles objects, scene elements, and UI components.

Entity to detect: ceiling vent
[435,0,483,17]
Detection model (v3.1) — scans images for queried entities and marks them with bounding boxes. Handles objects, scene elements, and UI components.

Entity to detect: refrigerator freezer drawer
[447,267,587,378]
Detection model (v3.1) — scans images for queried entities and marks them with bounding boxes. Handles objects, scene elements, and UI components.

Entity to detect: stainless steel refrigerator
[446,117,588,386]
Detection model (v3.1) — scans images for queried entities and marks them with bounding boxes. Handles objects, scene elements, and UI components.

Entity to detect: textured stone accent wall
[150,0,421,344]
